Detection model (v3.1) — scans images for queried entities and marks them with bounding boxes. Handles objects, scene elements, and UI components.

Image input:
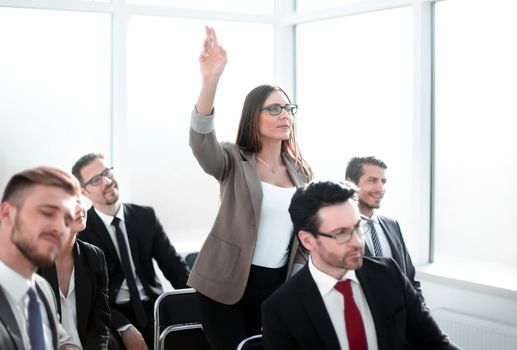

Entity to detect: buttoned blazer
[188,126,312,305]
[364,215,424,302]
[261,258,461,350]
[38,239,110,350]
[0,274,70,350]
[79,203,189,329]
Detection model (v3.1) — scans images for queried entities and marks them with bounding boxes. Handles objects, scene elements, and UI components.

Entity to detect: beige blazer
[187,111,311,305]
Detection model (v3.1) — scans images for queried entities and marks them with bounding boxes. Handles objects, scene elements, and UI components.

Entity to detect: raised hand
[199,26,227,82]
[196,26,227,115]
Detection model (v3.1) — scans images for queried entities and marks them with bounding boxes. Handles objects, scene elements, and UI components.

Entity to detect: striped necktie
[368,219,384,256]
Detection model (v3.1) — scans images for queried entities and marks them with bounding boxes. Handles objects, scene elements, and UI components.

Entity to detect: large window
[434,0,517,281]
[296,7,415,251]
[126,17,274,248]
[127,0,274,14]
[0,7,111,186]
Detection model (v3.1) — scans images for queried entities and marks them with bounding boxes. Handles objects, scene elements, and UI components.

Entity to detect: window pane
[126,0,273,14]
[126,18,274,249]
[297,0,364,13]
[434,0,517,270]
[0,8,111,186]
[297,8,413,247]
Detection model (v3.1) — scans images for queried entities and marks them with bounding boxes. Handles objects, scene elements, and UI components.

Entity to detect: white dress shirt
[363,213,393,258]
[59,268,83,349]
[308,257,378,350]
[0,261,54,350]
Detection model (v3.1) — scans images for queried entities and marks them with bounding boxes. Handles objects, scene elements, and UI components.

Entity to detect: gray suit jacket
[187,111,312,304]
[364,215,424,303]
[0,274,73,350]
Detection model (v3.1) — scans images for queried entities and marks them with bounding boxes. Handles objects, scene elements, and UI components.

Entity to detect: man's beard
[10,219,58,268]
[359,197,380,210]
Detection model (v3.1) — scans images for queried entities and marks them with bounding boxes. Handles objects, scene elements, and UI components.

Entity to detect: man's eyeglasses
[82,167,114,188]
[315,219,370,244]
[261,103,298,116]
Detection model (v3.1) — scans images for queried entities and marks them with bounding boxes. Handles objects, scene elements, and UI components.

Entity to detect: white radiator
[431,308,517,350]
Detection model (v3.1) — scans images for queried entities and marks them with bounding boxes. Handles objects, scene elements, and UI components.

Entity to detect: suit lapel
[283,154,309,188]
[74,241,89,342]
[298,266,341,349]
[88,208,120,264]
[38,265,61,317]
[364,244,373,257]
[0,287,24,349]
[377,217,403,268]
[35,281,58,349]
[356,264,389,350]
[239,150,263,225]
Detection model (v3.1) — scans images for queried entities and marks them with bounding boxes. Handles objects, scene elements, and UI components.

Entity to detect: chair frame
[154,288,204,350]
[236,334,263,350]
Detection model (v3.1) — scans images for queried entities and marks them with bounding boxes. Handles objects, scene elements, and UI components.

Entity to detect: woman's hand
[196,26,227,116]
[199,26,227,82]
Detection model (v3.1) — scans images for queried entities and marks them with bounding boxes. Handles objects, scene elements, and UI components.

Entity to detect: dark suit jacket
[0,275,65,350]
[364,215,424,303]
[262,258,460,350]
[79,203,189,329]
[38,239,110,350]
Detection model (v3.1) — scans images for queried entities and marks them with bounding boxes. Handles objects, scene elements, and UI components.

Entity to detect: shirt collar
[369,211,379,223]
[308,256,359,297]
[0,260,33,303]
[94,205,125,228]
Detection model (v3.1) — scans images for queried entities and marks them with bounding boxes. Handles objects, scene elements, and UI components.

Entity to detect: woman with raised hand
[187,26,313,349]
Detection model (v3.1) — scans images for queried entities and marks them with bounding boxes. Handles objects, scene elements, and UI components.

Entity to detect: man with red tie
[261,181,460,350]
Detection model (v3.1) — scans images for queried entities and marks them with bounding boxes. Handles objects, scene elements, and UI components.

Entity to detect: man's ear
[0,202,16,226]
[298,230,315,252]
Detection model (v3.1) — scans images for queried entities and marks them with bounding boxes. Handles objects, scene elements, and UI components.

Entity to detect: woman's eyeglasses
[261,103,298,116]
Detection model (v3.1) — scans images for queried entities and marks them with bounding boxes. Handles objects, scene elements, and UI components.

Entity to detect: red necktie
[335,280,368,350]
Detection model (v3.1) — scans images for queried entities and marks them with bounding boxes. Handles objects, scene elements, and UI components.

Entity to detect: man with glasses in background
[345,156,424,303]
[72,153,189,350]
[261,181,459,350]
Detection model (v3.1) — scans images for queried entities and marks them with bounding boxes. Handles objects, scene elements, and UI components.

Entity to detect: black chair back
[154,288,210,350]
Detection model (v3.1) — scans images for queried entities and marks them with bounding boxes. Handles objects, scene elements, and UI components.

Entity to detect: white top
[59,268,83,349]
[308,257,378,350]
[251,182,296,268]
[0,261,54,350]
[363,213,393,258]
[94,208,149,303]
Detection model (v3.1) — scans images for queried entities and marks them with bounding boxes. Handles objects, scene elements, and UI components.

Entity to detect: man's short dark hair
[1,166,80,208]
[289,181,357,240]
[345,156,388,184]
[71,153,105,185]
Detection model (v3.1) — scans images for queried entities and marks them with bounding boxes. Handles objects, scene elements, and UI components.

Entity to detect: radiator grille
[431,308,517,350]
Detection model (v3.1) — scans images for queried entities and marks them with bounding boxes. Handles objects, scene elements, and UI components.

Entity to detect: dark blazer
[38,239,110,350]
[188,115,312,305]
[262,258,460,350]
[0,274,67,350]
[364,215,424,302]
[79,203,189,329]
